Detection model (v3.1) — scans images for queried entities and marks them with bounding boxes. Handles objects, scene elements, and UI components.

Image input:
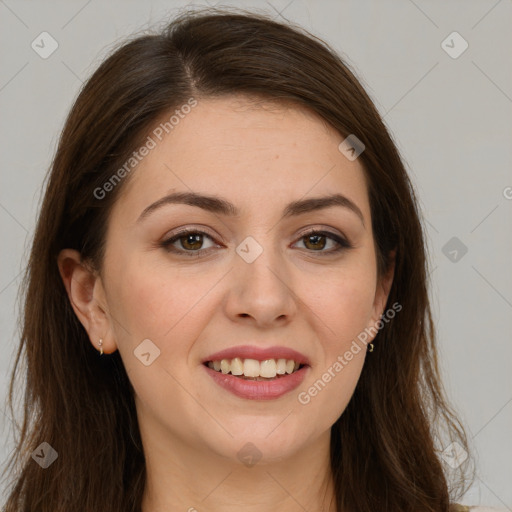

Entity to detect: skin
[58,95,394,512]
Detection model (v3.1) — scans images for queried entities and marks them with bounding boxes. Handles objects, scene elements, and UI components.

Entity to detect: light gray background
[1,0,511,508]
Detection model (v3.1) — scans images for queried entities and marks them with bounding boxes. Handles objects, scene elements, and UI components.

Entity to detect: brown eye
[293,230,352,255]
[160,230,218,256]
[303,233,327,251]
[180,233,204,250]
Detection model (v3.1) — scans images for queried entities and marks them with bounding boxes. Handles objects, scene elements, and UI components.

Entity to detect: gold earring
[368,343,374,353]
[98,338,104,355]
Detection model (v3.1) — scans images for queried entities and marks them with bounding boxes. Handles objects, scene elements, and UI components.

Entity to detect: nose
[223,241,297,328]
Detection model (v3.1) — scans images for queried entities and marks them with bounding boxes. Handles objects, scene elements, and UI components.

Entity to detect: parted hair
[3,7,472,512]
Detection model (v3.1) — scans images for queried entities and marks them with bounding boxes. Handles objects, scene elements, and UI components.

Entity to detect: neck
[139,414,337,512]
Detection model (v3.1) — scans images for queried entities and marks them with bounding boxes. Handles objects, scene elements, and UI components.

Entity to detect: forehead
[115,95,370,222]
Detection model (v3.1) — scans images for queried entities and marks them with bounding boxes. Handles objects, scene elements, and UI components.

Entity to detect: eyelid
[159,227,222,257]
[296,225,348,241]
[159,225,353,256]
[294,227,353,251]
[160,225,223,244]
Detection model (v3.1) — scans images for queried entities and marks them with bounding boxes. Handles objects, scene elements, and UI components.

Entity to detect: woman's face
[93,95,392,464]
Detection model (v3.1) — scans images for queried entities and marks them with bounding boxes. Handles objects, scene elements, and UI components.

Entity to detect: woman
[3,7,487,512]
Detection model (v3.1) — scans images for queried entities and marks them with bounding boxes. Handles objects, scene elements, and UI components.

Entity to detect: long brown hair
[3,7,472,511]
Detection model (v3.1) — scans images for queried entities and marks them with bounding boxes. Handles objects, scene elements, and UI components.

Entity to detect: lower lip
[203,364,309,400]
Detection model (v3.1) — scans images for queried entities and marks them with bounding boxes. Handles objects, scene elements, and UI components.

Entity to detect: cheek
[297,273,371,426]
[295,254,376,419]
[305,259,377,345]
[300,350,366,430]
[104,256,216,421]
[106,252,215,340]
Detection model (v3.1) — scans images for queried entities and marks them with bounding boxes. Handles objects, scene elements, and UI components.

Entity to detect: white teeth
[206,357,303,378]
[220,359,230,374]
[276,358,287,374]
[243,358,260,377]
[260,359,277,378]
[230,357,243,376]
[285,359,295,374]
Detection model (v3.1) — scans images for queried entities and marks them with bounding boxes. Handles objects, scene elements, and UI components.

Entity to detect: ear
[57,249,117,354]
[367,249,396,341]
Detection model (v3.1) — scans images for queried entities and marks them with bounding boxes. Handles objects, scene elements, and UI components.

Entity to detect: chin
[200,422,309,465]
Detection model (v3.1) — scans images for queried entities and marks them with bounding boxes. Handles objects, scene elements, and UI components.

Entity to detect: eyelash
[159,228,353,258]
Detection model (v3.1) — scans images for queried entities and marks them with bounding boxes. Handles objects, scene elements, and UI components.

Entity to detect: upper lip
[202,345,311,366]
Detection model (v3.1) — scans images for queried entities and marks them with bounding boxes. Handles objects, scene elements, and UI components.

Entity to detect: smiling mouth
[204,357,306,381]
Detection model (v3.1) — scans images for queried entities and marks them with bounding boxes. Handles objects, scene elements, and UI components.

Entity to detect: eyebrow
[137,191,365,227]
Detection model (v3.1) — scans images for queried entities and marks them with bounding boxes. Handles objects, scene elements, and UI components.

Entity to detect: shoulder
[452,506,508,512]
[469,508,510,511]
